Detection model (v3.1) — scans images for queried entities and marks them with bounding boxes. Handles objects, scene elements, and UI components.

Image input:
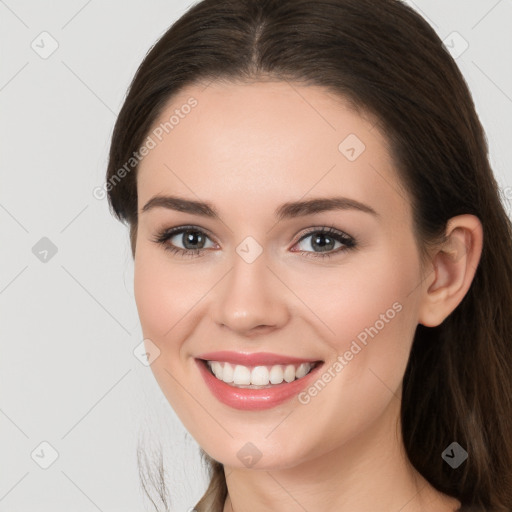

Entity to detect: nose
[211,248,291,337]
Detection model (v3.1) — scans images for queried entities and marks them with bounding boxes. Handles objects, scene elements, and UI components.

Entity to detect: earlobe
[418,215,483,327]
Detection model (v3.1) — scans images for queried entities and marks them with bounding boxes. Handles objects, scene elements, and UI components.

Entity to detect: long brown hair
[106,1,512,510]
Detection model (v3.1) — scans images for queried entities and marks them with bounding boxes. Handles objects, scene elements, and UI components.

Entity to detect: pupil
[184,231,204,249]
[313,234,334,252]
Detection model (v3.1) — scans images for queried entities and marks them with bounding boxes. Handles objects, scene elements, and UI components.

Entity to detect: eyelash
[152,224,357,260]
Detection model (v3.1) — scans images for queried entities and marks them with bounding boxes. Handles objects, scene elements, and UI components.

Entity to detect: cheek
[133,245,201,342]
[295,245,420,387]
[277,252,420,457]
[133,246,199,417]
[133,248,169,339]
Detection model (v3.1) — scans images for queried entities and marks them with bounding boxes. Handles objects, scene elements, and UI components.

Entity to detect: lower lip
[195,359,324,411]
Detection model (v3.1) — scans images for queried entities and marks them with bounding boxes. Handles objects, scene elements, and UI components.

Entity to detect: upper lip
[196,351,323,367]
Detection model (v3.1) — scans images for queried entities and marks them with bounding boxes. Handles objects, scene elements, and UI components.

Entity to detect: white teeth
[283,364,296,383]
[296,363,310,379]
[233,365,251,385]
[222,362,234,383]
[211,361,223,380]
[206,360,316,387]
[269,365,284,384]
[251,366,270,386]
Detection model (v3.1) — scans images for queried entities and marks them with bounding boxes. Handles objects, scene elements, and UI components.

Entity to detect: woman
[105,0,512,510]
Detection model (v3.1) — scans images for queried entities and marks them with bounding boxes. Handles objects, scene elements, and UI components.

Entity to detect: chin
[199,437,314,471]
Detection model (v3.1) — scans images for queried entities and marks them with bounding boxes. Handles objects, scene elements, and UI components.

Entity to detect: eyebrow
[141,194,379,220]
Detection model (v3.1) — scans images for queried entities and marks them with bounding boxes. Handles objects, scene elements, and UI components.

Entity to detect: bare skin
[133,80,482,512]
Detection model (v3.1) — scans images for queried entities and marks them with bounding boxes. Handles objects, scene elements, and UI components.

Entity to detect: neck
[222,397,460,512]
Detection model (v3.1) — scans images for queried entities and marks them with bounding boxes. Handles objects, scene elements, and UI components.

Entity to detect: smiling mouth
[199,359,323,389]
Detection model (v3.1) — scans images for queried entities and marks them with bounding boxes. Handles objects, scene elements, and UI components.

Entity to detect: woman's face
[134,80,427,469]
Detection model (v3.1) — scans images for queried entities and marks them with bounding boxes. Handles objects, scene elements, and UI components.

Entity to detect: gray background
[1,1,511,511]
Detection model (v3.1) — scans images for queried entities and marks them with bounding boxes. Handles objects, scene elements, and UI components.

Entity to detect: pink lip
[195,358,324,411]
[196,351,321,367]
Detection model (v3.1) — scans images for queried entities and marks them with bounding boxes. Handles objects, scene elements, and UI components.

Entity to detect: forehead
[136,80,411,224]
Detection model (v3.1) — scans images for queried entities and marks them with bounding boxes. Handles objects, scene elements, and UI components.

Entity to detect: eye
[152,225,217,258]
[152,224,357,260]
[291,226,356,259]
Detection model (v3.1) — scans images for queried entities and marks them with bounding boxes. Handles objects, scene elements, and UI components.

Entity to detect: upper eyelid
[161,225,218,243]
[297,226,351,239]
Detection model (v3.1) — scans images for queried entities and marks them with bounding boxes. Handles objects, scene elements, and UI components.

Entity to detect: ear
[418,214,483,327]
